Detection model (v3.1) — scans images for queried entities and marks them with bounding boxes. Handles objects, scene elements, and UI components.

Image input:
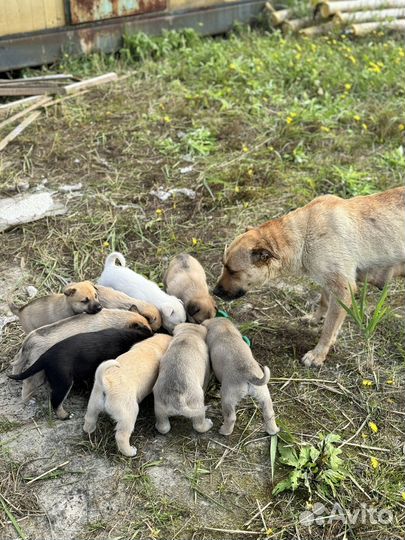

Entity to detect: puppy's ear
[251,248,277,265]
[132,321,152,335]
[64,285,77,297]
[129,304,140,313]
[245,226,255,232]
[186,301,200,317]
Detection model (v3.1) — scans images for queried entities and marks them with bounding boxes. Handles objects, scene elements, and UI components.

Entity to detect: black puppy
[9,327,151,419]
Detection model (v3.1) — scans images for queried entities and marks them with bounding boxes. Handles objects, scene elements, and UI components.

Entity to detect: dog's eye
[81,297,89,303]
[225,265,237,276]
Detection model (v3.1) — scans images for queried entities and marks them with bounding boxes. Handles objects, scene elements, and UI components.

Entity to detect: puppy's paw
[83,420,96,434]
[301,313,323,325]
[194,418,213,433]
[265,423,280,436]
[301,350,325,368]
[155,421,171,435]
[122,446,137,458]
[219,424,234,436]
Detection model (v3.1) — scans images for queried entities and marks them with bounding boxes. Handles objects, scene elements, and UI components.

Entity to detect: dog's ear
[187,301,200,317]
[129,304,140,313]
[245,226,255,232]
[131,321,152,335]
[251,248,277,265]
[64,285,77,297]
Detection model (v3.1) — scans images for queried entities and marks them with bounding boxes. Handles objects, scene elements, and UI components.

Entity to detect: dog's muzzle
[213,284,246,300]
[89,304,103,314]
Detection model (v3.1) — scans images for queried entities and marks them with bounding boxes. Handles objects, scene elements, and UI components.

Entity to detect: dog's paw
[123,446,137,458]
[155,422,171,435]
[265,423,280,436]
[301,313,323,325]
[194,418,213,433]
[83,421,96,434]
[219,424,234,436]
[301,350,325,367]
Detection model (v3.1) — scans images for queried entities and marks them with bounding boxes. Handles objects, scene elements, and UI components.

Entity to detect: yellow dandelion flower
[266,528,274,537]
[362,123,368,130]
[370,457,379,469]
[242,145,249,152]
[291,112,298,118]
[163,115,171,123]
[247,168,254,177]
[344,83,352,91]
[399,49,405,58]
[234,186,240,193]
[321,126,330,133]
[286,117,293,124]
[353,115,361,122]
[362,379,373,386]
[156,208,163,215]
[368,421,378,433]
[399,124,405,131]
[103,241,110,248]
[386,379,394,384]
[192,237,198,246]
[229,63,237,70]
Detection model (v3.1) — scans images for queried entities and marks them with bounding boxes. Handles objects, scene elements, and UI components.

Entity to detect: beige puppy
[203,318,279,436]
[83,334,172,457]
[153,323,212,434]
[96,284,162,331]
[214,187,405,367]
[11,309,151,401]
[163,254,217,323]
[9,281,102,334]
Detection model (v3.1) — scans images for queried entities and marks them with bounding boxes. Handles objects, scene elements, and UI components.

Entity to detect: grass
[0,25,404,540]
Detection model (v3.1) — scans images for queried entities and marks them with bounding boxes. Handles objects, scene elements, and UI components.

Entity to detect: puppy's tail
[8,303,20,316]
[248,365,270,386]
[8,353,47,381]
[104,252,126,269]
[176,397,207,419]
[94,359,120,387]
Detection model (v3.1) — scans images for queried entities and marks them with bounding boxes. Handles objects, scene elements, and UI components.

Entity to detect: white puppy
[98,252,186,333]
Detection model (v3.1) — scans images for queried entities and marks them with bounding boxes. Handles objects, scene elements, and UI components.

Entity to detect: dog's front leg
[302,279,355,367]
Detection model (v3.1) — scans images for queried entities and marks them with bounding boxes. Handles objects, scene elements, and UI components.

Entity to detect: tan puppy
[203,318,279,436]
[96,284,162,331]
[9,281,102,334]
[11,309,151,401]
[214,187,405,367]
[163,254,217,323]
[153,323,212,434]
[83,334,172,457]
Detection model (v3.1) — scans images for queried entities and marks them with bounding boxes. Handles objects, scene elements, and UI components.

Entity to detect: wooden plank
[0,96,51,131]
[0,111,41,152]
[0,96,42,114]
[0,86,64,96]
[0,74,75,84]
[64,73,118,94]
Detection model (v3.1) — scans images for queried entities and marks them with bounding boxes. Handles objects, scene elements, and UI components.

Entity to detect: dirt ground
[0,28,404,540]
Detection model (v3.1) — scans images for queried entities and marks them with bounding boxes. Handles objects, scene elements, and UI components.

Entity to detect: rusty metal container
[69,0,167,24]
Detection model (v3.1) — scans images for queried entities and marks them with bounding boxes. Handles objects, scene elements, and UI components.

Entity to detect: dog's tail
[8,353,48,381]
[171,396,207,419]
[104,252,126,269]
[8,303,20,316]
[248,365,270,386]
[94,359,120,387]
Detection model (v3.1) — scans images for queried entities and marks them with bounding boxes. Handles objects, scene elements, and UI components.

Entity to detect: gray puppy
[203,318,279,436]
[153,323,212,434]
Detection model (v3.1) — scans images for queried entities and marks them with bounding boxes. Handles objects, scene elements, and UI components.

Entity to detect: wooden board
[0,0,65,37]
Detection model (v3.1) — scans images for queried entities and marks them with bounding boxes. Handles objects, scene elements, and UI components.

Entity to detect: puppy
[98,252,186,333]
[163,254,217,323]
[11,308,151,402]
[96,284,162,331]
[83,334,172,457]
[203,318,279,436]
[9,281,102,334]
[214,187,405,367]
[153,323,212,434]
[8,327,151,419]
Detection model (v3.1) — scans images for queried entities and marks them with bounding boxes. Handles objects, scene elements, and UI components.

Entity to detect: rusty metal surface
[0,1,266,72]
[70,0,167,24]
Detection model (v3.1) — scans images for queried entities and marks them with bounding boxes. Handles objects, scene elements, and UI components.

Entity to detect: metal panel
[0,1,266,72]
[0,0,65,37]
[70,0,167,24]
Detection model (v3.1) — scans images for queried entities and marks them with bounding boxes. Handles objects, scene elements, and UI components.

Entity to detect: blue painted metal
[70,0,167,24]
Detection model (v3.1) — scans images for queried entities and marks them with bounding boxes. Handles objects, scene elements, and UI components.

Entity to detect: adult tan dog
[163,254,217,323]
[11,309,151,401]
[9,281,102,334]
[214,187,405,367]
[96,284,162,331]
[83,334,172,457]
